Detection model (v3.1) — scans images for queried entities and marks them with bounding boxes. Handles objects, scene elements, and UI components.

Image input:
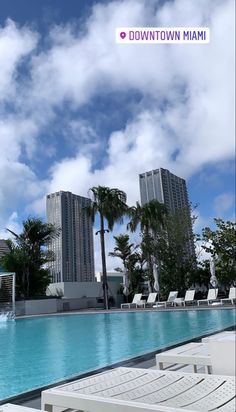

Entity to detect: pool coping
[1,321,235,406]
[15,303,236,319]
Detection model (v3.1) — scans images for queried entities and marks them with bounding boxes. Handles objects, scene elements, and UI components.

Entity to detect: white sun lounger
[41,366,236,412]
[202,330,235,342]
[137,293,157,308]
[0,405,39,412]
[221,287,236,305]
[208,334,236,376]
[121,293,142,309]
[153,291,178,308]
[174,290,195,306]
[156,342,211,373]
[197,288,219,306]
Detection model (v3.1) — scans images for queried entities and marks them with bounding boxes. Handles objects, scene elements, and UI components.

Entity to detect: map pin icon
[120,32,126,39]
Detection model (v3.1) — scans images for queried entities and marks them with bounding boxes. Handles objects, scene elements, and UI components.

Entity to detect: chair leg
[193,365,197,373]
[159,362,163,370]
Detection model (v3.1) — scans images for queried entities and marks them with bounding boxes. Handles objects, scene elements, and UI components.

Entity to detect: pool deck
[3,305,236,409]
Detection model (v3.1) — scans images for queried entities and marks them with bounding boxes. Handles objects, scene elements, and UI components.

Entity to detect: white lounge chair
[208,334,236,376]
[221,287,236,305]
[197,288,219,306]
[202,330,235,343]
[42,366,236,412]
[120,293,142,309]
[156,342,211,373]
[0,405,39,412]
[136,292,157,308]
[174,290,195,306]
[153,291,178,308]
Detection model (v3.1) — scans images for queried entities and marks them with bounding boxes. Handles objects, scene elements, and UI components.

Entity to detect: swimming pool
[0,308,235,401]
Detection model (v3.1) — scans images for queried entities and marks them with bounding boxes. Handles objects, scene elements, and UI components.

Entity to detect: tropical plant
[87,186,128,309]
[152,206,198,296]
[202,219,236,287]
[1,218,60,297]
[128,200,167,285]
[128,200,167,234]
[109,234,135,268]
[109,234,143,300]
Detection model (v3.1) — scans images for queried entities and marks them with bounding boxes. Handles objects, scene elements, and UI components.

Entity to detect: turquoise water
[0,309,235,401]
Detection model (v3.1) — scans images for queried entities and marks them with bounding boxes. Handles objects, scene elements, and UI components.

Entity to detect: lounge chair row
[121,287,236,309]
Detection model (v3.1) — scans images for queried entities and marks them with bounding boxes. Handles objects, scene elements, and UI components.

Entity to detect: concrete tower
[46,191,95,283]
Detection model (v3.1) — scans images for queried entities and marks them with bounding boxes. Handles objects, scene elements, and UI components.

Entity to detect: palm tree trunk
[100,213,109,310]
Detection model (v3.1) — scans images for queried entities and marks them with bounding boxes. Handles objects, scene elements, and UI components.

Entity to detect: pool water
[0,309,235,401]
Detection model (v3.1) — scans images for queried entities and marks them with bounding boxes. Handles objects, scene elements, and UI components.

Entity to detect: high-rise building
[139,168,195,259]
[46,191,95,283]
[0,239,9,272]
[139,168,190,211]
[0,239,9,259]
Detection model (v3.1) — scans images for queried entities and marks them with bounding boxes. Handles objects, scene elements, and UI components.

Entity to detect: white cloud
[0,211,22,240]
[0,19,38,99]
[0,160,44,222]
[29,0,234,203]
[192,211,211,235]
[214,192,235,216]
[0,0,234,272]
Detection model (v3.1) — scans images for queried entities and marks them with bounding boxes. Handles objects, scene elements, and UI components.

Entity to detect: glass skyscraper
[139,168,196,260]
[139,168,189,211]
[46,191,95,283]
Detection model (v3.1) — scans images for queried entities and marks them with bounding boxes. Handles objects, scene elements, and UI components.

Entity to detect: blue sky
[0,0,234,271]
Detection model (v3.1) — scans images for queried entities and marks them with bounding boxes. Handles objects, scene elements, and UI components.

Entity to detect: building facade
[0,239,9,260]
[139,168,190,212]
[139,168,196,259]
[96,271,125,284]
[46,191,95,283]
[0,239,10,272]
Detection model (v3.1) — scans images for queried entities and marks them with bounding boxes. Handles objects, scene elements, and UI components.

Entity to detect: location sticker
[120,31,126,39]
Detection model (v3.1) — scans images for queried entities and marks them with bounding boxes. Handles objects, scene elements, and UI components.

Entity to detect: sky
[0,0,235,272]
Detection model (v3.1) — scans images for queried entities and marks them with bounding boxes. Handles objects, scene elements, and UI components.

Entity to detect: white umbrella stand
[123,268,130,302]
[153,263,160,301]
[210,257,218,299]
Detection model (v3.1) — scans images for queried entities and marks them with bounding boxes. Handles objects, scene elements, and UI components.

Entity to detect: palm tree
[109,234,136,301]
[87,186,128,309]
[5,218,60,297]
[109,234,135,268]
[128,200,167,234]
[128,200,167,287]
